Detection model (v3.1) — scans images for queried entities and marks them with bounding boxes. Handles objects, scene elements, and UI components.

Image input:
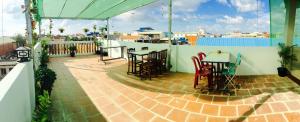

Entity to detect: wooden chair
[140,51,158,80]
[158,49,168,73]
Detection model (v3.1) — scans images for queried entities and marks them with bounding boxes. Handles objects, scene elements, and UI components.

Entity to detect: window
[1,68,7,76]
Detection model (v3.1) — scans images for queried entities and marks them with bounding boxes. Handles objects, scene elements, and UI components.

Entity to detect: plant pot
[102,51,108,56]
[96,50,101,55]
[70,51,76,57]
[277,67,288,77]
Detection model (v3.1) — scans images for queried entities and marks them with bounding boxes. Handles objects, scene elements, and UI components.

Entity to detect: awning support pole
[107,18,109,47]
[24,0,33,46]
[168,0,173,71]
[284,0,297,46]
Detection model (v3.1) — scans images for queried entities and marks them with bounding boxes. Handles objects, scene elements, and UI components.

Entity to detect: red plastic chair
[191,56,212,88]
[198,52,216,76]
[198,52,206,61]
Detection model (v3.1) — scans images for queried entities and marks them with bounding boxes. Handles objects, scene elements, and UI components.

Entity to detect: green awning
[37,0,158,20]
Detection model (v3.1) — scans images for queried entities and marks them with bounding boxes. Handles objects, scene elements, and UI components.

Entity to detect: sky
[0,0,270,36]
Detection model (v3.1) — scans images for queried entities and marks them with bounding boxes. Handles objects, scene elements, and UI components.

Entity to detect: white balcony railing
[109,40,281,75]
[47,41,98,56]
[0,61,35,122]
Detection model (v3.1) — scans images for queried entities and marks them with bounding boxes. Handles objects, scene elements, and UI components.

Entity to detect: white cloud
[0,0,270,36]
[216,15,244,24]
[229,0,264,13]
[172,0,209,12]
[0,0,26,36]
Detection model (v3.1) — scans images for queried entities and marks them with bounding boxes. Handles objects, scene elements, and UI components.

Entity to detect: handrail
[47,41,98,56]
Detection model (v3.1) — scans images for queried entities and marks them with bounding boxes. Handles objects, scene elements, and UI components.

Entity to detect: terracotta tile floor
[49,55,300,122]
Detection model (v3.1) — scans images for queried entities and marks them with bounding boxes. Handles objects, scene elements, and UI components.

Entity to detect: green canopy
[37,0,158,20]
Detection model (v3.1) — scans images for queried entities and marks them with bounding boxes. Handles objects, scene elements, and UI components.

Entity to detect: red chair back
[198,52,206,61]
[191,56,201,73]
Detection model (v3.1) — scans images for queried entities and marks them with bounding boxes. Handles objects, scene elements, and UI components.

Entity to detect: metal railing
[47,41,98,56]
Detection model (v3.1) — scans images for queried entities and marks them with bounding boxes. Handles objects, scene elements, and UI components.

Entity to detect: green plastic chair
[227,53,242,67]
[222,53,242,90]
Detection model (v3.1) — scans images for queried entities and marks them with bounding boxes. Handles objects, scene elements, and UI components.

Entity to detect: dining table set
[192,51,242,92]
[127,47,168,80]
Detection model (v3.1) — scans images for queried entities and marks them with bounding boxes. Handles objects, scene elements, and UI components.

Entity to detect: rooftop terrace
[49,55,300,122]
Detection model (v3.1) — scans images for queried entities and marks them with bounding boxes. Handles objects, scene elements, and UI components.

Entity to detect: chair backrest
[127,48,135,53]
[236,53,242,66]
[198,52,206,61]
[148,51,158,62]
[127,48,135,59]
[191,56,200,72]
[141,47,148,50]
[159,49,168,60]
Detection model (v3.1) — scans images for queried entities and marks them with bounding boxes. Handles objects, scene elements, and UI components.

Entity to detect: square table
[202,52,230,63]
[128,49,158,74]
[129,50,156,56]
[201,52,231,90]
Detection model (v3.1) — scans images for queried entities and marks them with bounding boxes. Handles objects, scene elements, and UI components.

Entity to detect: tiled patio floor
[49,55,300,122]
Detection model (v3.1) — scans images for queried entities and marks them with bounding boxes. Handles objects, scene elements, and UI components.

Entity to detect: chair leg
[127,62,131,75]
[194,74,199,88]
[224,75,237,90]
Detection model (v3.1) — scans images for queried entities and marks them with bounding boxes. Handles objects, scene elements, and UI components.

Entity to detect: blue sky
[0,0,270,36]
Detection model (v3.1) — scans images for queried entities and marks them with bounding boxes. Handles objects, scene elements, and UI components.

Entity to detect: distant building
[173,32,199,45]
[136,27,154,32]
[87,32,100,37]
[119,32,139,41]
[0,61,17,81]
[0,37,17,56]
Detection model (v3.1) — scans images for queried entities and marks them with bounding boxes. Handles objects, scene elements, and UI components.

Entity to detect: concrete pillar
[284,0,297,46]
[168,0,174,71]
[24,0,33,46]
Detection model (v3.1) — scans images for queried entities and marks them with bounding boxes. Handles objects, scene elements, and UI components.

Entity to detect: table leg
[210,62,215,90]
[132,56,135,74]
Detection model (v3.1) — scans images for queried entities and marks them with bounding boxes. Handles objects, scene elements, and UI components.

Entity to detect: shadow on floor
[49,59,107,122]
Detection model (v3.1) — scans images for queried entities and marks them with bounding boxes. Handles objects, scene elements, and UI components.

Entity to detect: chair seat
[222,68,236,75]
[199,70,212,76]
[226,63,235,67]
[203,64,214,69]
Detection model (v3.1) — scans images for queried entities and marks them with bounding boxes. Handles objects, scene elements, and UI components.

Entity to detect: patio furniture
[198,52,216,76]
[140,51,158,80]
[158,49,168,74]
[201,52,230,90]
[128,49,157,75]
[99,46,126,65]
[127,48,142,74]
[191,56,213,89]
[222,53,242,90]
[141,47,149,50]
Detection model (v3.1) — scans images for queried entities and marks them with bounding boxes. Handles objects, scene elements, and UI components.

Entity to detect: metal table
[201,52,230,89]
[128,50,157,74]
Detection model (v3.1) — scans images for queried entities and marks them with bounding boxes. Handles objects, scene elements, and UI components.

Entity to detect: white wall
[0,61,35,122]
[171,45,280,75]
[109,40,280,75]
[109,40,170,59]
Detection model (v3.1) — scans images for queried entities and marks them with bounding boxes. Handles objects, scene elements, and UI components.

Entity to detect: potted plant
[69,45,77,57]
[94,41,103,55]
[277,43,297,77]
